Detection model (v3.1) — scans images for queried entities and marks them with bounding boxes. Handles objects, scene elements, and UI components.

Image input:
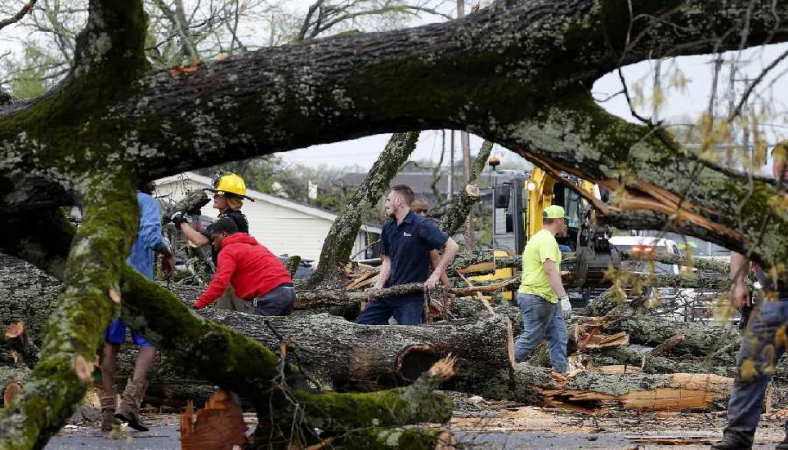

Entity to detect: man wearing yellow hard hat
[513,204,571,373]
[172,171,252,311]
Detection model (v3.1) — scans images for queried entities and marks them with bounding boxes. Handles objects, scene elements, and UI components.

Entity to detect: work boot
[100,394,119,432]
[115,379,149,431]
[777,422,788,450]
[710,428,754,450]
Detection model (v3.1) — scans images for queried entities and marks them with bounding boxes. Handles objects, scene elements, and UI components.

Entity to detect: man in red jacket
[194,218,295,315]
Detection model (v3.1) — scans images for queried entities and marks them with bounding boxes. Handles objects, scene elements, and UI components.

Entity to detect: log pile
[0,249,762,417]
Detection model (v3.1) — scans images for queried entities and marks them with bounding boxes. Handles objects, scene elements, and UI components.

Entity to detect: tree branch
[0,0,37,31]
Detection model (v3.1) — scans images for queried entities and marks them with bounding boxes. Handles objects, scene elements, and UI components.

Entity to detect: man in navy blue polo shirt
[356,185,459,325]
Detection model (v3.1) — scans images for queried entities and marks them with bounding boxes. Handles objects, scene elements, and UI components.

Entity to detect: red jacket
[195,233,292,309]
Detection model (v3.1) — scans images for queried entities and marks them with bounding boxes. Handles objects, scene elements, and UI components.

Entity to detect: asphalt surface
[45,426,785,449]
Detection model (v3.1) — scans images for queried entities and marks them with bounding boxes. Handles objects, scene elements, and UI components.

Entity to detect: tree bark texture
[1,1,786,272]
[305,132,419,288]
[510,364,732,412]
[199,310,514,392]
[439,140,493,236]
[2,0,788,447]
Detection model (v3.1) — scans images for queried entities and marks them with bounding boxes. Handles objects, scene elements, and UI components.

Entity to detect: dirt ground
[44,391,788,449]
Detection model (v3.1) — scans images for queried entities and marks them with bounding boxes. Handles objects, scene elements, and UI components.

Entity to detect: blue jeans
[355,296,424,325]
[513,293,568,372]
[726,297,788,433]
[252,284,295,316]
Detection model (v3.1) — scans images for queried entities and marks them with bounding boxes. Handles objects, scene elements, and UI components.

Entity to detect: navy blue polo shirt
[380,211,449,301]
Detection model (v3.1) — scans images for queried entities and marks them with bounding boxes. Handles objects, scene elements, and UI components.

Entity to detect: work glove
[170,211,187,230]
[559,295,572,320]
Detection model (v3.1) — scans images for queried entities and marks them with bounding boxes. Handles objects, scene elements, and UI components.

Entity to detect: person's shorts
[103,319,152,347]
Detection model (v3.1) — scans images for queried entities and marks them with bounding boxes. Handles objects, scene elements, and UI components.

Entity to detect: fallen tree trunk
[197,310,514,394]
[585,345,735,378]
[107,310,514,406]
[599,314,741,357]
[511,364,732,412]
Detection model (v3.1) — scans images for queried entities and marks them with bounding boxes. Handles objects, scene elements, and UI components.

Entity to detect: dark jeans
[513,293,568,372]
[726,297,788,433]
[252,284,295,316]
[355,296,424,325]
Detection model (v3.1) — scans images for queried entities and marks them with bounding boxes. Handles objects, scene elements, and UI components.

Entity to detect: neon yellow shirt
[518,229,562,303]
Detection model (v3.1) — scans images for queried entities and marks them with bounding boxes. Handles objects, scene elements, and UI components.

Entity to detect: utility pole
[448,131,454,201]
[457,0,475,249]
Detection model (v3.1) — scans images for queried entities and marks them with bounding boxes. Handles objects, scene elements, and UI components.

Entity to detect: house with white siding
[155,172,382,262]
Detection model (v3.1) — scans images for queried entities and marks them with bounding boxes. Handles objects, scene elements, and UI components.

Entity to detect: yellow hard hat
[208,172,247,198]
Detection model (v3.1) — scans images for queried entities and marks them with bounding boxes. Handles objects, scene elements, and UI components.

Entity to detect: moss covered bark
[0,177,138,449]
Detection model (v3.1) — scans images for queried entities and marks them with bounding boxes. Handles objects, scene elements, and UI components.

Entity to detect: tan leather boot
[100,394,119,432]
[115,379,149,431]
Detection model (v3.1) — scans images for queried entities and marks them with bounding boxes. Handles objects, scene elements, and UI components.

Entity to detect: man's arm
[425,238,459,290]
[542,259,567,299]
[730,251,751,310]
[429,250,451,288]
[195,251,237,309]
[179,222,210,248]
[373,255,392,290]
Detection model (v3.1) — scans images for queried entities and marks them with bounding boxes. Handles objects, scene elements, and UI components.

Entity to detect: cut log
[511,364,732,411]
[601,313,740,356]
[585,345,735,378]
[201,311,514,395]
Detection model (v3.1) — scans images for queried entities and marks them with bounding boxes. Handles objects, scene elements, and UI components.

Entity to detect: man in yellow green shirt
[514,205,571,372]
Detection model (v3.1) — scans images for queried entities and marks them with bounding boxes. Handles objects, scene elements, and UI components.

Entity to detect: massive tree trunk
[2,0,788,447]
[142,310,514,398]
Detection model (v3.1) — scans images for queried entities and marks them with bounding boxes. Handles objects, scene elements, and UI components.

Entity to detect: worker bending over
[194,218,295,315]
[173,171,250,311]
[513,205,572,372]
[356,185,459,325]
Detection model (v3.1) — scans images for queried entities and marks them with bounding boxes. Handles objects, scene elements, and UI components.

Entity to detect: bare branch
[0,0,37,31]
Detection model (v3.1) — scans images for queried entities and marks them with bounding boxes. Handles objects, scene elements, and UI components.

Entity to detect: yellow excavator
[480,159,620,299]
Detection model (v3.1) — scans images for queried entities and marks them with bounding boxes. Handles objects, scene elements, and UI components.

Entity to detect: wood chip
[108,288,121,304]
[4,321,24,339]
[3,381,22,407]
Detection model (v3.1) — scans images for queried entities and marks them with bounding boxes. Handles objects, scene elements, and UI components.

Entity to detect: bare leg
[132,346,157,383]
[101,343,120,393]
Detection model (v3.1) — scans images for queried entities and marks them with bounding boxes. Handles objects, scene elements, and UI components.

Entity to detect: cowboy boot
[115,379,149,431]
[100,394,119,432]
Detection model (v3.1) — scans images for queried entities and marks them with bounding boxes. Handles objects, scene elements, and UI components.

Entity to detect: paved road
[46,426,785,449]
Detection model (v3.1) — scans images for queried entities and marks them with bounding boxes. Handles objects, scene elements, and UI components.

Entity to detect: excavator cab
[490,166,620,290]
